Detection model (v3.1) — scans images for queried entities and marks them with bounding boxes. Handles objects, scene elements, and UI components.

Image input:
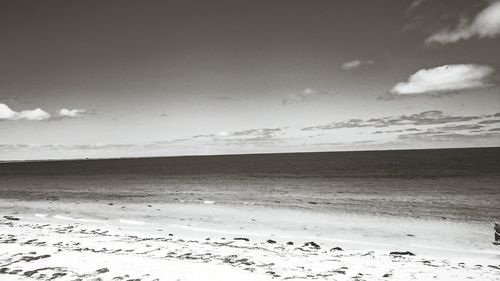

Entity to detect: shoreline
[1,199,499,259]
[0,190,497,224]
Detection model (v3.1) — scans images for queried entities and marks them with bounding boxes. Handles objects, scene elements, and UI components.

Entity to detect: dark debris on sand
[3,216,20,221]
[389,251,415,256]
[234,237,250,242]
[303,241,321,249]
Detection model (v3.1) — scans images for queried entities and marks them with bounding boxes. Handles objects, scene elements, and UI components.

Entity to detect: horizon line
[1,145,499,164]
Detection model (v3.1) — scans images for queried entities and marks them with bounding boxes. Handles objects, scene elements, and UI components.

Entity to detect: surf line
[410,243,500,255]
[309,236,394,247]
[119,219,146,225]
[169,224,297,239]
[53,215,105,224]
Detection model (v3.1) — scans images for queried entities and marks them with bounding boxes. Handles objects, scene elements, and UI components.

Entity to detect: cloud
[341,59,374,70]
[301,110,500,147]
[211,96,235,101]
[407,0,425,12]
[389,64,495,96]
[282,88,328,105]
[401,0,439,32]
[59,108,92,118]
[0,143,139,152]
[228,128,283,142]
[398,131,500,142]
[229,128,281,137]
[426,1,500,44]
[439,124,483,131]
[0,103,93,121]
[0,128,288,157]
[0,104,17,120]
[191,127,284,144]
[0,103,51,121]
[302,110,499,131]
[151,138,191,145]
[18,109,51,120]
[479,119,500,124]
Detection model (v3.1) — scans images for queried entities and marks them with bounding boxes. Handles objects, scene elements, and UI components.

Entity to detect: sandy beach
[1,199,499,281]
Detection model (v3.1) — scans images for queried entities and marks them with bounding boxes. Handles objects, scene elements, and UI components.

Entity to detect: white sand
[0,199,499,280]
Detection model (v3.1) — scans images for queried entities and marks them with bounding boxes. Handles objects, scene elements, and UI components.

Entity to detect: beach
[1,198,499,281]
[2,0,500,279]
[1,148,499,280]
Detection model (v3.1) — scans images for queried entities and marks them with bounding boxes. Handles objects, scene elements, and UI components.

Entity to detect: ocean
[1,147,499,223]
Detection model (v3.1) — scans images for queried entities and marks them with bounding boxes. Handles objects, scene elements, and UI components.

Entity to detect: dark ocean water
[1,147,499,222]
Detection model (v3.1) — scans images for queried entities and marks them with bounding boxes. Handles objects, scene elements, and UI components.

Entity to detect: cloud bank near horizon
[302,110,500,131]
[2,109,499,160]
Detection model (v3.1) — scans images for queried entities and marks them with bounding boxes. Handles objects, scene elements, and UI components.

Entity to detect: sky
[1,0,500,160]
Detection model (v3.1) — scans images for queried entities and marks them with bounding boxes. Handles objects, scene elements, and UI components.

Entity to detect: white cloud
[341,59,374,70]
[426,1,500,44]
[282,88,328,105]
[18,108,51,120]
[407,0,425,12]
[0,104,91,121]
[0,103,51,121]
[0,103,18,120]
[59,108,91,118]
[390,64,495,95]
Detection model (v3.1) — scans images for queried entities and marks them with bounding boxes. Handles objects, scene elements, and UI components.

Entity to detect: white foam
[170,224,236,234]
[410,243,500,255]
[119,219,146,225]
[204,200,215,204]
[35,213,48,218]
[310,236,395,247]
[169,224,296,239]
[53,215,105,223]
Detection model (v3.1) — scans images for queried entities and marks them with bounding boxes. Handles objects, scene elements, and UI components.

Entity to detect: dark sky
[1,0,499,160]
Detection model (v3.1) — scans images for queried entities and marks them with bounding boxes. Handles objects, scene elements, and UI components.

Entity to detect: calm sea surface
[1,147,499,222]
